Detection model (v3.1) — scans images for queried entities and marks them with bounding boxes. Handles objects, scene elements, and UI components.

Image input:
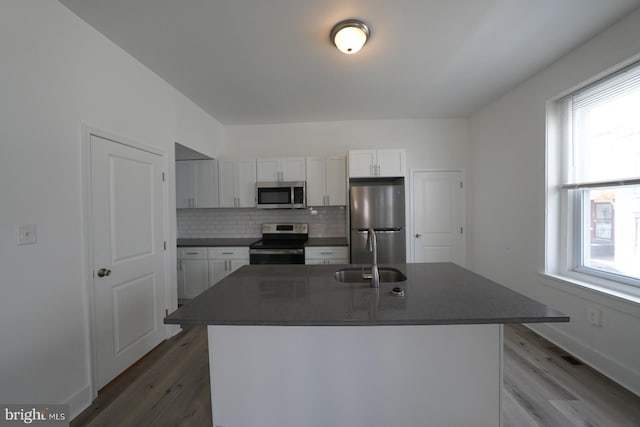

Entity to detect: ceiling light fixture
[330,19,370,55]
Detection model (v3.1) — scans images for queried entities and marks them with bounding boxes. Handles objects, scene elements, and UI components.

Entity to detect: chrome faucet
[365,228,380,288]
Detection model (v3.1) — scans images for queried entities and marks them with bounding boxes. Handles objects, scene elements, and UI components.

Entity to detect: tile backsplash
[177,206,347,238]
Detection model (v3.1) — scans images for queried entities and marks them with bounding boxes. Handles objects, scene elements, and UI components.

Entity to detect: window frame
[546,58,640,297]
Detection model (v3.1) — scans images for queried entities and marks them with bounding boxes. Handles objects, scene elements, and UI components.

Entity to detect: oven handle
[249,249,304,255]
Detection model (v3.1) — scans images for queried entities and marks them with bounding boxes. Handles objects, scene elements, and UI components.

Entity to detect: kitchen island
[165,263,568,427]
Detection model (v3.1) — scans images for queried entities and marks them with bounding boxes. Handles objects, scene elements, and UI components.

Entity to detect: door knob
[415,233,422,238]
[97,268,112,277]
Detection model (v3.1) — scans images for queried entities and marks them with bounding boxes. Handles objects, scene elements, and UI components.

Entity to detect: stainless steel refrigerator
[349,177,406,264]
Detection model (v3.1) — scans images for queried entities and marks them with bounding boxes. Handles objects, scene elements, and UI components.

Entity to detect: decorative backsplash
[177,206,347,238]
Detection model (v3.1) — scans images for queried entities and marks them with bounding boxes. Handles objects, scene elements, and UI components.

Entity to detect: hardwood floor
[72,324,640,427]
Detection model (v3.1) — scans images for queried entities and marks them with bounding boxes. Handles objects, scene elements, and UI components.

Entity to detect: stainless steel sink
[334,267,407,283]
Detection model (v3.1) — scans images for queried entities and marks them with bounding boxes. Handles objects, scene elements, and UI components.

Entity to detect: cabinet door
[229,259,249,275]
[348,150,377,177]
[377,149,406,177]
[235,159,257,207]
[305,157,326,206]
[208,259,227,286]
[177,261,186,298]
[281,157,306,181]
[181,259,209,298]
[217,160,237,207]
[175,161,194,208]
[193,160,218,208]
[325,156,347,205]
[256,158,281,181]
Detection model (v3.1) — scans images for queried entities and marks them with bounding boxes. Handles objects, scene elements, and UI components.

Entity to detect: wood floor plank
[507,325,640,426]
[503,368,574,426]
[504,344,576,400]
[71,324,640,427]
[502,388,542,427]
[548,399,611,427]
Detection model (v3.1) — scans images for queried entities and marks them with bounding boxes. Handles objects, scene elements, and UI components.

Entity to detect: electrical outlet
[587,307,603,327]
[17,224,37,245]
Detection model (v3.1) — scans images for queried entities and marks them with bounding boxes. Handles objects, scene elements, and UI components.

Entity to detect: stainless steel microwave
[256,181,306,209]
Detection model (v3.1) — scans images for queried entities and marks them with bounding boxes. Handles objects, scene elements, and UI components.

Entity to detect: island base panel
[208,324,503,427]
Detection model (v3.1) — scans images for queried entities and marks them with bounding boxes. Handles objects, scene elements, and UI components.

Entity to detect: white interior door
[90,134,166,388]
[413,171,465,266]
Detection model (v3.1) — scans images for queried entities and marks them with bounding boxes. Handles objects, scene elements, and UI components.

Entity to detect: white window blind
[555,60,640,286]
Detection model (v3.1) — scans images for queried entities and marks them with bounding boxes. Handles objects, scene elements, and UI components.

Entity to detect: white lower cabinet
[178,246,249,300]
[208,247,249,285]
[305,246,349,265]
[177,248,209,299]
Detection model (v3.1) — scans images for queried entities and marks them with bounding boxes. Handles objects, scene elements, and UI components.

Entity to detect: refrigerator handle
[355,227,403,233]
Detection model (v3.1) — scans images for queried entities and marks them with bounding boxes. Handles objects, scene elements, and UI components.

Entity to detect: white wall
[223,119,469,171]
[469,9,640,395]
[0,0,222,417]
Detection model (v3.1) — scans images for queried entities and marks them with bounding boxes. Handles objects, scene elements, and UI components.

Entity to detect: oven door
[249,248,305,264]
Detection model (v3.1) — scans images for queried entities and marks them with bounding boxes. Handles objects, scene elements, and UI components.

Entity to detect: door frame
[409,169,467,265]
[81,124,171,399]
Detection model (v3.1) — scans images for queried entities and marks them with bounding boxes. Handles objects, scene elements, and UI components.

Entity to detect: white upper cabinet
[218,159,257,208]
[348,149,406,178]
[175,161,193,209]
[347,150,377,178]
[306,156,347,206]
[176,160,218,208]
[326,156,347,205]
[257,157,306,182]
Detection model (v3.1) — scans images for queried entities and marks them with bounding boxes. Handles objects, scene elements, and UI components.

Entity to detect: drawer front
[178,247,208,259]
[305,246,348,259]
[209,247,250,260]
[305,258,348,265]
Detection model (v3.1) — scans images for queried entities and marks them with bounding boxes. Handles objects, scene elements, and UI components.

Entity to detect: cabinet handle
[222,252,233,255]
[186,252,198,255]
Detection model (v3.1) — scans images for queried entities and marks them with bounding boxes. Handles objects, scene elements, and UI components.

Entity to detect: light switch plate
[17,224,37,245]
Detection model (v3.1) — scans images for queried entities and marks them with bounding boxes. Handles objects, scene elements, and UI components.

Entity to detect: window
[550,60,640,289]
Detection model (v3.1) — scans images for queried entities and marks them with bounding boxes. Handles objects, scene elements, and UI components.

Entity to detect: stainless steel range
[249,223,308,264]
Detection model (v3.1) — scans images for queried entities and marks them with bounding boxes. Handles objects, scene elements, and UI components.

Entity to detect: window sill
[539,272,640,308]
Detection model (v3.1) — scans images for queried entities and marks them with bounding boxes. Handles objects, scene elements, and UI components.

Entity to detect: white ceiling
[59,0,640,125]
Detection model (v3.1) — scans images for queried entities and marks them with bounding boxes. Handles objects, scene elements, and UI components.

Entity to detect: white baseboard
[66,384,92,421]
[527,323,640,397]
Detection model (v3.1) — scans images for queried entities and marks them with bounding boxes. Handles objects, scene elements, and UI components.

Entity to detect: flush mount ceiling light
[330,19,370,54]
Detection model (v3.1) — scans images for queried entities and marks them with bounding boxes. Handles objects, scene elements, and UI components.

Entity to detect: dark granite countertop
[305,238,348,247]
[177,238,260,247]
[165,263,569,326]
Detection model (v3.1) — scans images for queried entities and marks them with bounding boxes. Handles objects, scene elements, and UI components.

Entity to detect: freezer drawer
[350,229,406,264]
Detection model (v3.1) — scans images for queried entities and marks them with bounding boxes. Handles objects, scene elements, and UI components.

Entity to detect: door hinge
[164,241,167,250]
